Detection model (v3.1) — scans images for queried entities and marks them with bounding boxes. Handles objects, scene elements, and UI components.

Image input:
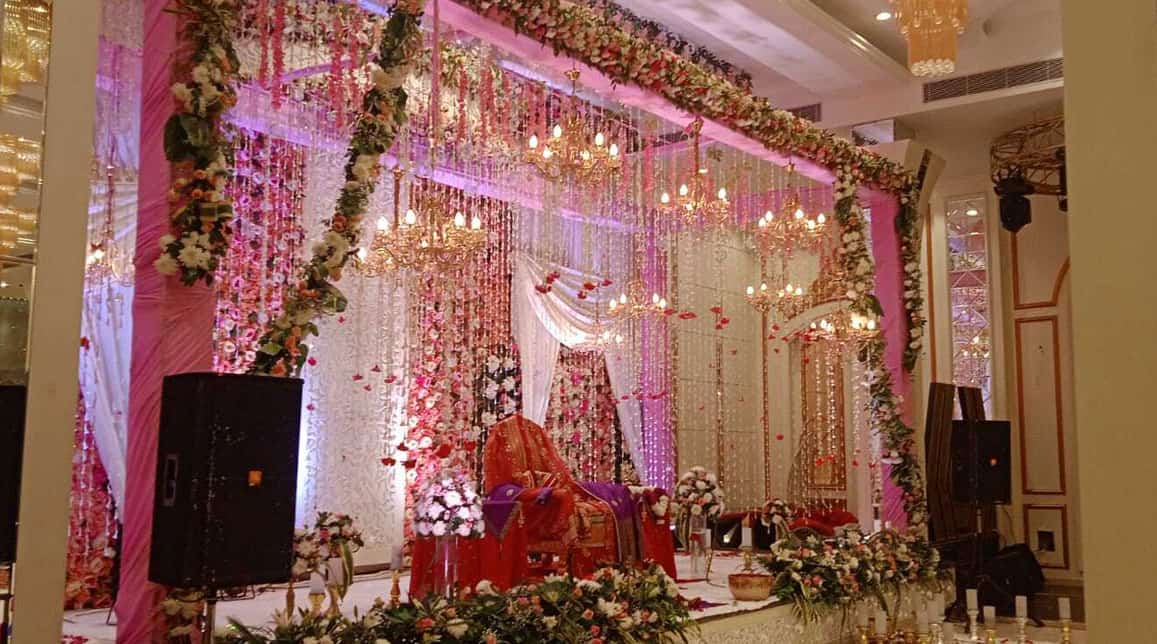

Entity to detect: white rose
[444,490,462,507]
[154,254,179,275]
[432,521,447,536]
[476,580,498,596]
[170,83,193,109]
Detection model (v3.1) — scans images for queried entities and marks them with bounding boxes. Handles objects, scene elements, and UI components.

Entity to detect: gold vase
[327,586,342,617]
[285,580,295,615]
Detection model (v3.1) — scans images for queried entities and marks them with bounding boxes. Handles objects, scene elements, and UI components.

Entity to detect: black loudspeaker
[0,385,26,564]
[980,543,1046,613]
[149,373,303,589]
[951,420,1012,506]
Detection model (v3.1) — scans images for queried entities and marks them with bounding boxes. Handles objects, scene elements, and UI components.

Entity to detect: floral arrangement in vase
[412,469,485,539]
[759,527,946,624]
[631,486,671,523]
[671,466,724,521]
[295,511,364,600]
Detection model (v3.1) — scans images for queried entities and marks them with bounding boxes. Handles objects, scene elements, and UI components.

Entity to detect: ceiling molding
[781,0,912,84]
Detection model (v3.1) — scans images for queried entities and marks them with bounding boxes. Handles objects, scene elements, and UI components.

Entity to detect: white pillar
[1062,1,1157,638]
[11,2,101,641]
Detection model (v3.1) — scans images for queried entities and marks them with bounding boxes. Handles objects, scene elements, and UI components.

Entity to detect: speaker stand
[203,596,219,644]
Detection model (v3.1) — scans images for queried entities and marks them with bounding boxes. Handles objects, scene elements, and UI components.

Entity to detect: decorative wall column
[1062,0,1157,638]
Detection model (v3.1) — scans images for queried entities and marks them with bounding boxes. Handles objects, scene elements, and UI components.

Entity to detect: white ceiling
[617,0,1063,119]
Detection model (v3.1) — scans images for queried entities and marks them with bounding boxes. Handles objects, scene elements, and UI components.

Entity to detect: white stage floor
[62,554,1086,643]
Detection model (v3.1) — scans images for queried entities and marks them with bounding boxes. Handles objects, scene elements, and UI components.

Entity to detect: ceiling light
[875,11,893,21]
[966,207,979,216]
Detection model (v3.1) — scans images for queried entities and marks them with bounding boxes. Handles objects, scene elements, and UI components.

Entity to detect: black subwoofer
[148,373,303,589]
[0,385,26,564]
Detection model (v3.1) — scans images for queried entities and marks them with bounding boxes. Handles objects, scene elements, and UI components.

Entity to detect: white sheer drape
[79,184,138,511]
[512,253,644,470]
[294,147,409,566]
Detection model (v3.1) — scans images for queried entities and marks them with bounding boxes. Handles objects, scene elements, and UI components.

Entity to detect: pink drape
[116,2,217,640]
[864,188,911,532]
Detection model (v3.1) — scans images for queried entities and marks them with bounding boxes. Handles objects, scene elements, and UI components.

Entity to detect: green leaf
[259,342,283,355]
[163,114,195,162]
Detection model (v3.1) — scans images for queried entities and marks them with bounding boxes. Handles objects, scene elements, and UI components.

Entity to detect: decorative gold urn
[727,572,773,601]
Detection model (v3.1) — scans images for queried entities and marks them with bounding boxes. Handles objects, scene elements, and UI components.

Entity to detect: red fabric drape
[116,2,217,640]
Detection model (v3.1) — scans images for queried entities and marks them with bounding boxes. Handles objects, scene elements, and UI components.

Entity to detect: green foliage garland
[155,0,241,286]
[248,0,427,376]
[835,170,928,531]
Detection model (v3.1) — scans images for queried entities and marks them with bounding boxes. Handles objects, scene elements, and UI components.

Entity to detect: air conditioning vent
[923,58,1063,102]
[787,103,822,123]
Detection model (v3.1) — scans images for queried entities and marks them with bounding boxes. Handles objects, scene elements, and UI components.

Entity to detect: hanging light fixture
[890,0,968,77]
[524,67,621,186]
[606,277,671,322]
[752,162,826,258]
[357,168,487,274]
[657,118,731,228]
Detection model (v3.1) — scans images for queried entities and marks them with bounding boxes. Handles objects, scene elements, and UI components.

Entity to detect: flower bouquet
[313,512,364,600]
[671,466,724,553]
[413,469,485,597]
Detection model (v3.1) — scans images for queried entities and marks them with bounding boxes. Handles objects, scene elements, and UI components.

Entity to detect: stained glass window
[946,196,992,414]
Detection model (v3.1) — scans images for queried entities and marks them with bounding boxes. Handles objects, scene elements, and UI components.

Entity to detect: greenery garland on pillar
[154,0,241,286]
[834,169,927,533]
[248,0,428,376]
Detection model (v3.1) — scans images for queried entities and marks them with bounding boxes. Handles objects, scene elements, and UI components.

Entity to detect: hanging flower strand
[249,0,428,377]
[154,0,241,286]
[834,169,927,533]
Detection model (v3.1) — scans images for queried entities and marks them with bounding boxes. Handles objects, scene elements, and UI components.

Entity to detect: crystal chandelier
[807,309,878,344]
[607,277,671,321]
[658,118,731,228]
[890,0,968,77]
[753,162,826,258]
[359,170,486,274]
[524,68,621,186]
[0,0,51,101]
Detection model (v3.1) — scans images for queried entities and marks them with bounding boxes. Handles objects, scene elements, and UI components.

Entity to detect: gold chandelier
[524,68,622,186]
[358,170,487,274]
[807,309,878,344]
[658,118,731,228]
[745,278,810,320]
[1,0,51,101]
[607,277,670,321]
[753,162,826,258]
[891,0,968,77]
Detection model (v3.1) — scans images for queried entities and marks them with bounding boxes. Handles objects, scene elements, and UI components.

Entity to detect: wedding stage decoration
[80,0,944,636]
[222,563,695,644]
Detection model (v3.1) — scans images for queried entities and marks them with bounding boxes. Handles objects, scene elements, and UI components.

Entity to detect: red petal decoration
[403,460,417,470]
[306,403,316,412]
[577,291,588,300]
[434,443,452,458]
[307,357,318,366]
[395,442,409,451]
[371,365,382,372]
[363,384,372,392]
[338,316,346,324]
[352,374,364,381]
[601,278,613,287]
[381,457,396,466]
[776,433,784,441]
[582,281,597,291]
[384,375,398,384]
[709,305,723,315]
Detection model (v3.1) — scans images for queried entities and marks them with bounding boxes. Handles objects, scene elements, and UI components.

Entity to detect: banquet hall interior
[0,0,1152,642]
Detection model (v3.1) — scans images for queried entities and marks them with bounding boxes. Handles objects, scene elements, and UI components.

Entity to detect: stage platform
[62,554,1086,643]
